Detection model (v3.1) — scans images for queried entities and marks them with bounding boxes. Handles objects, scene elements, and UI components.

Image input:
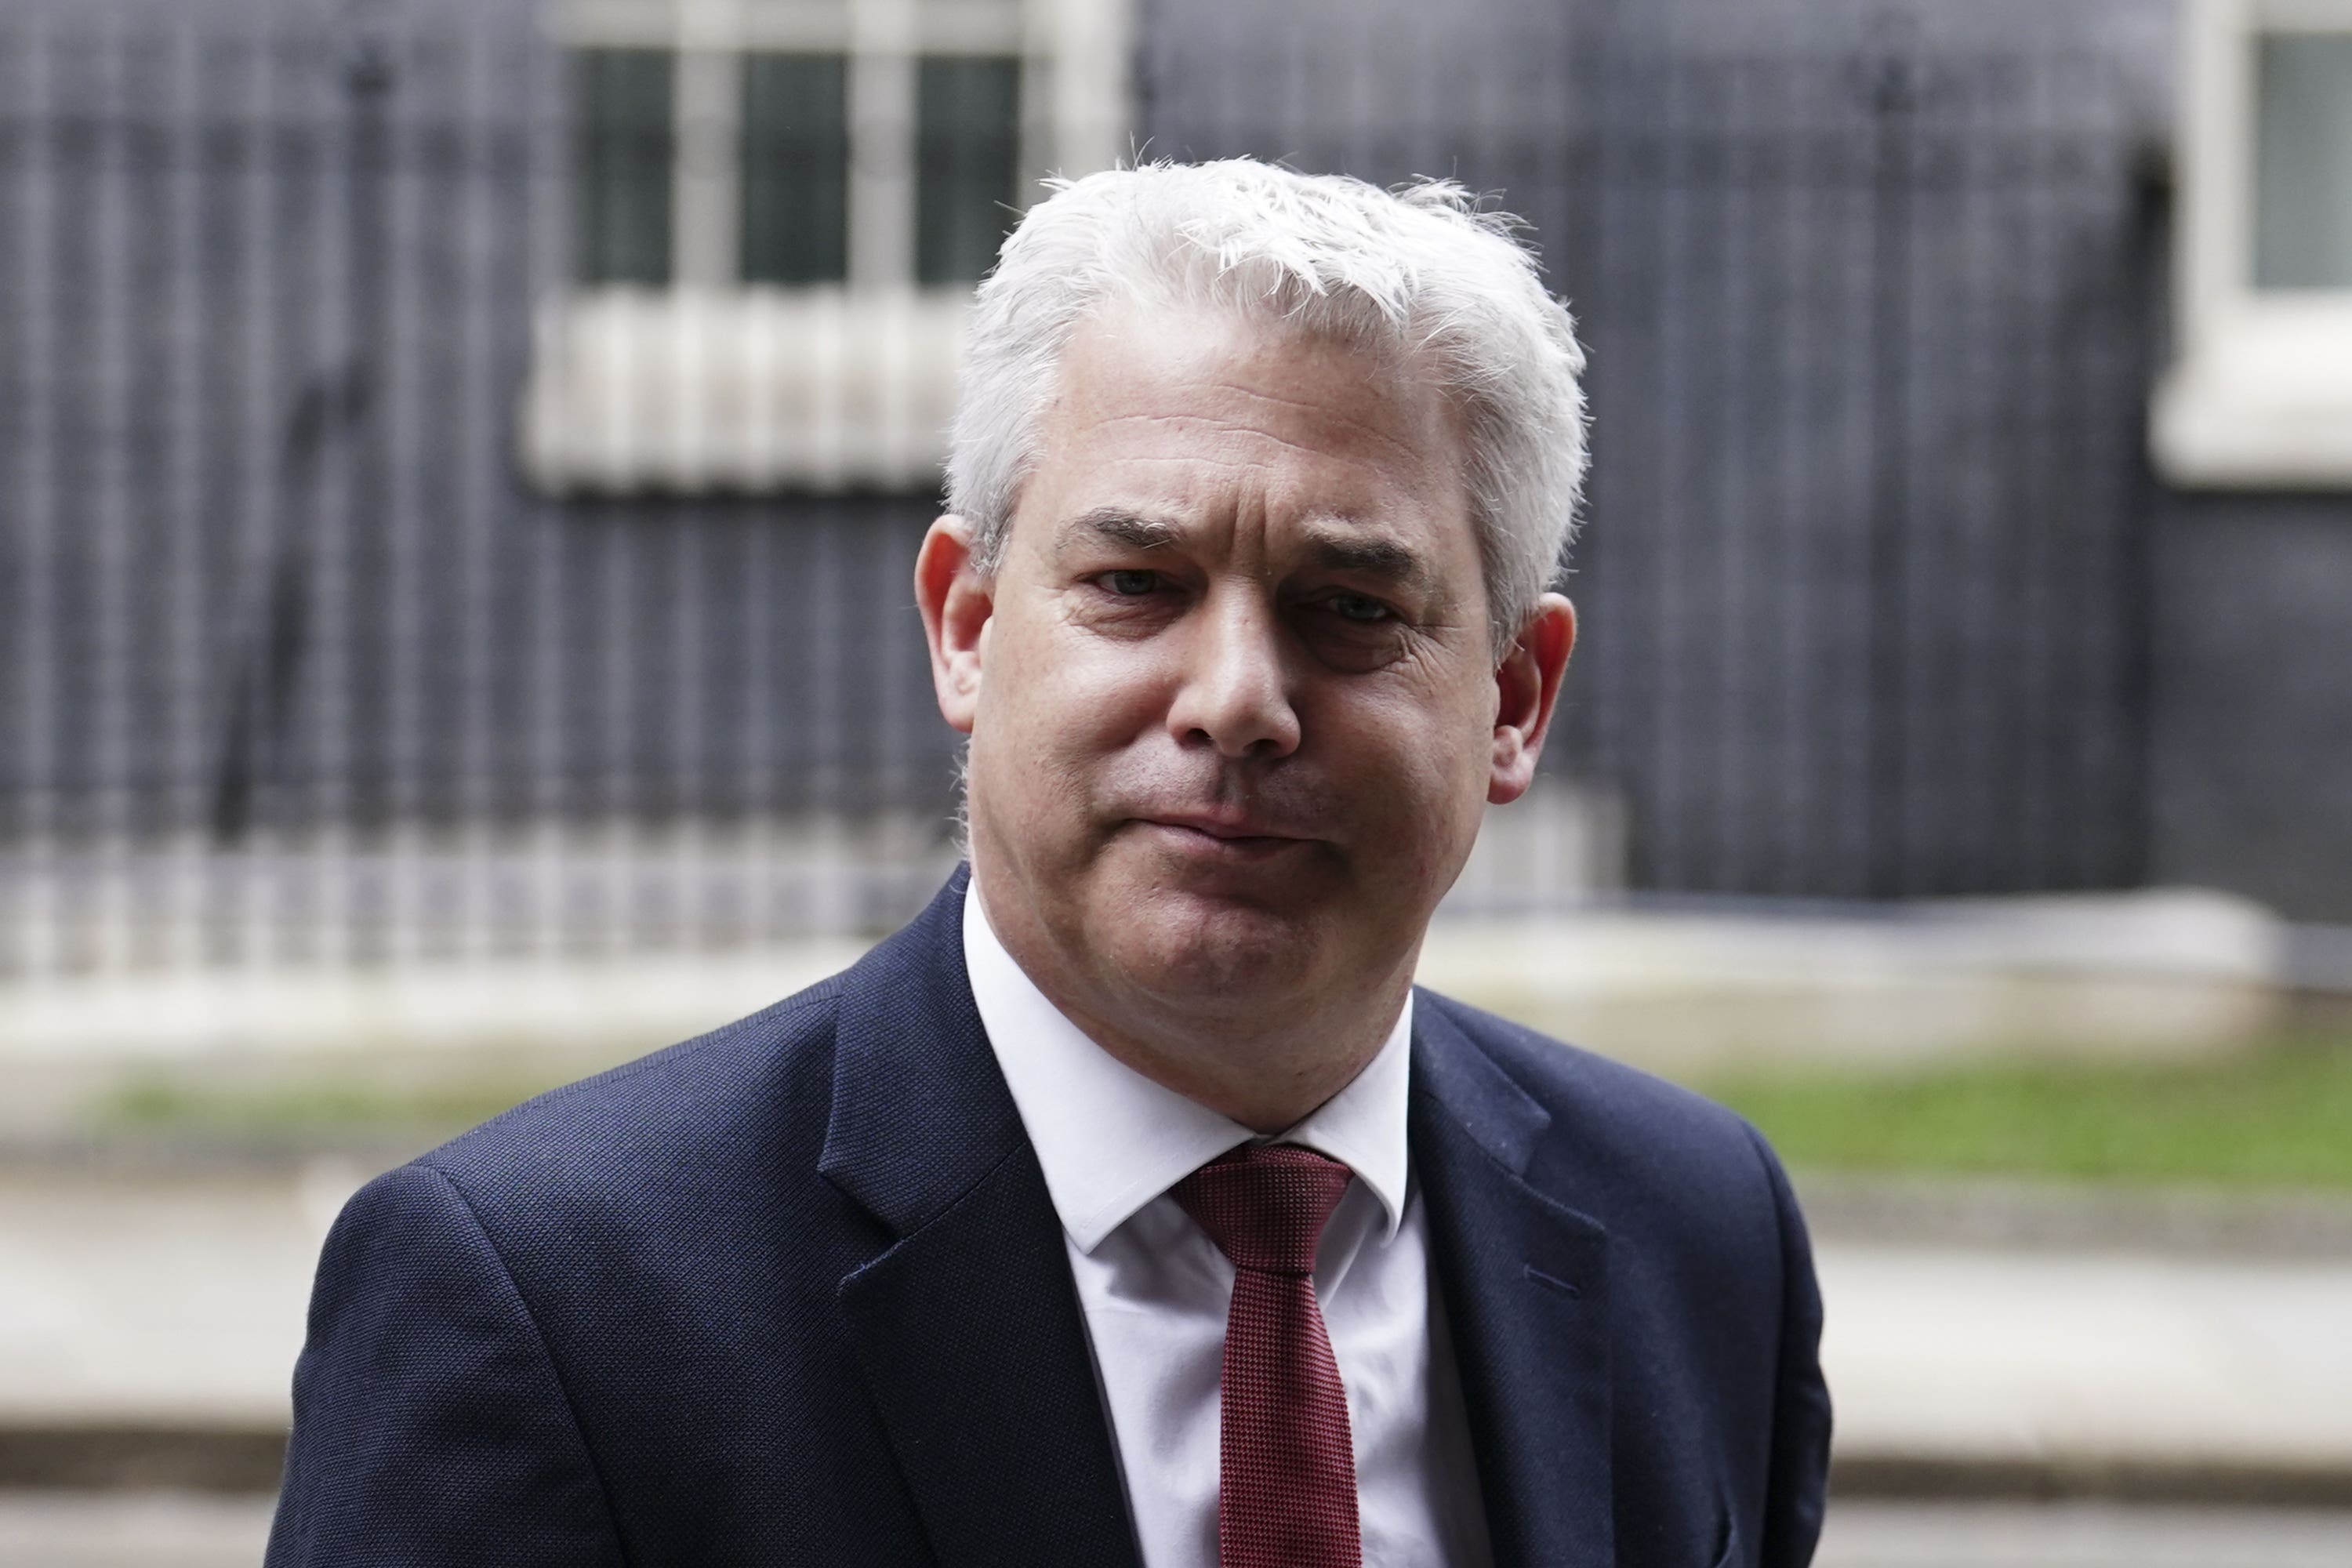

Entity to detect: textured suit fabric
[267,867,1832,1568]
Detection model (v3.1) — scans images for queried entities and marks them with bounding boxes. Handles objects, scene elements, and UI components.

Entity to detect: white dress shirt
[964,878,1494,1568]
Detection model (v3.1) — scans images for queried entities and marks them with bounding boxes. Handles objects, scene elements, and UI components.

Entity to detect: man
[269,160,1830,1568]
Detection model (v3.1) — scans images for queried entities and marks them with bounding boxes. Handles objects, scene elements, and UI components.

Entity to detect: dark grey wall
[6,0,2346,917]
[2150,499,2352,923]
[0,0,962,850]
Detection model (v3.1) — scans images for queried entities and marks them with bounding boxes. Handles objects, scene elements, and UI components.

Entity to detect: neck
[1047,978,1407,1135]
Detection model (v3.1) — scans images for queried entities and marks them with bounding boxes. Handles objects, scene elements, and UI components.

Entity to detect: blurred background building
[4,0,2352,1562]
[5,0,2348,982]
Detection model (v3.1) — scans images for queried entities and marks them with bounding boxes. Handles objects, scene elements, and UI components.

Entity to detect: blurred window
[916,56,1023,285]
[560,9,1040,293]
[573,49,677,286]
[2154,1,2352,487]
[2255,34,2352,289]
[564,43,1021,290]
[740,53,852,286]
[527,0,1128,492]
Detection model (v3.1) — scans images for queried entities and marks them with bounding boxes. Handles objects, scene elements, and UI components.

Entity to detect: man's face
[924,301,1570,1042]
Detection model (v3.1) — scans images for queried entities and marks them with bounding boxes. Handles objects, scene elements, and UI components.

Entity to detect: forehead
[1014,301,1472,554]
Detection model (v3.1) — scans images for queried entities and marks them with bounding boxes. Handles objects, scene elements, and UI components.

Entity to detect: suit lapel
[820,870,1141,1568]
[1412,995,1614,1568]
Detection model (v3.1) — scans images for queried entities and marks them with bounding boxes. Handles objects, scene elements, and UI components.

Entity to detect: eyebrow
[1298,526,1439,601]
[1054,507,1439,594]
[1055,508,1185,554]
[1301,529,1434,592]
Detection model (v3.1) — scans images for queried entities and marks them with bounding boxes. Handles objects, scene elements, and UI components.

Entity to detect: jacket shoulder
[1415,986,1788,1215]
[1420,987,1756,1131]
[411,971,850,1220]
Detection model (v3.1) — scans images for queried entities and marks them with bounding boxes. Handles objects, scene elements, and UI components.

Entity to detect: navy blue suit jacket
[268,869,1831,1567]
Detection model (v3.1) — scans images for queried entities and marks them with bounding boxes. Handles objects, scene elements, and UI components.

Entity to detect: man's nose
[1167,592,1301,760]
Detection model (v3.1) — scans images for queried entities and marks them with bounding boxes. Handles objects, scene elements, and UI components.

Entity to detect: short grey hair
[945,158,1590,657]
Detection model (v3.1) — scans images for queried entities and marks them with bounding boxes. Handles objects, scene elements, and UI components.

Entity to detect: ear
[915,515,994,735]
[1488,593,1577,805]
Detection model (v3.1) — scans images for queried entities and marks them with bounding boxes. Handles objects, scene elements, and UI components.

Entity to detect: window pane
[2256,34,2352,289]
[573,49,675,286]
[916,56,1022,285]
[741,53,851,286]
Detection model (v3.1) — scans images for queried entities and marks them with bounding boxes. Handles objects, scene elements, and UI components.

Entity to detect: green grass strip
[1699,1033,2352,1189]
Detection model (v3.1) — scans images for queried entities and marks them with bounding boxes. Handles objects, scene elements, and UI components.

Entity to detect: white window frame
[2154,0,2352,488]
[521,0,1131,494]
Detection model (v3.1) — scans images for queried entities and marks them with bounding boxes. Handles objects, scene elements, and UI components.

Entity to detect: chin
[1102,879,1332,1004]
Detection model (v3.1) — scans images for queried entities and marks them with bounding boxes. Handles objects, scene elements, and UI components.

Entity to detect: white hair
[945,158,1590,657]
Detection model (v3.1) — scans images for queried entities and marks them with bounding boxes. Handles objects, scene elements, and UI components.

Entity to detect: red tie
[1171,1144,1363,1568]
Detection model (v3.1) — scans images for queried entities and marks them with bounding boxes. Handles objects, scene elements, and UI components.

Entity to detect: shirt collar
[964,873,1413,1255]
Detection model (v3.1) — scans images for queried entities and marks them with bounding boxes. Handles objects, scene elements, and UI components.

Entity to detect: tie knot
[1171,1143,1353,1276]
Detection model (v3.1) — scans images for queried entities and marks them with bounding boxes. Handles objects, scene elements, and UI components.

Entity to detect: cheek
[1348,674,1497,851]
[1318,688,1488,819]
[978,612,1168,775]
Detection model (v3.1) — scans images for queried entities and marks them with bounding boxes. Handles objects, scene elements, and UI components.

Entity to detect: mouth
[1131,814,1323,862]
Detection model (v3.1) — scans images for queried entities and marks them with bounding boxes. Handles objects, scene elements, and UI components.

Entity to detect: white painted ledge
[2152,302,2352,489]
[518,285,968,495]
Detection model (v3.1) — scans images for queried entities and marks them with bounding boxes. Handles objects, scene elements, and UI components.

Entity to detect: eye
[1323,592,1394,624]
[1101,569,1161,597]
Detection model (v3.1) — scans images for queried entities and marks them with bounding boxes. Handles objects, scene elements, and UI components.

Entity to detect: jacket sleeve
[265,1162,628,1567]
[1745,1125,1834,1568]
